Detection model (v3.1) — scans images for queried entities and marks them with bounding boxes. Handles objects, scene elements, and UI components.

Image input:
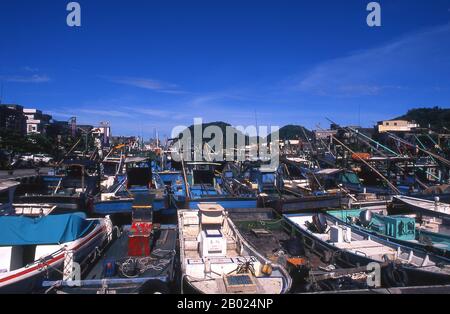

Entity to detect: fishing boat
[312,168,365,193]
[16,159,101,213]
[93,157,169,220]
[284,212,450,287]
[328,208,450,259]
[100,156,125,191]
[228,208,390,293]
[0,212,113,293]
[244,162,351,213]
[392,195,450,221]
[226,207,309,291]
[44,194,177,294]
[178,203,292,294]
[182,162,258,210]
[156,170,186,208]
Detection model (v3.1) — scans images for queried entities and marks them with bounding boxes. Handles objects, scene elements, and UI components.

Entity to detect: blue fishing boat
[16,159,101,213]
[182,162,258,210]
[93,157,169,218]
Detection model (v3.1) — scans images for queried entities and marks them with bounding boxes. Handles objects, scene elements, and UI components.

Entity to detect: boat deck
[52,225,177,294]
[179,209,287,294]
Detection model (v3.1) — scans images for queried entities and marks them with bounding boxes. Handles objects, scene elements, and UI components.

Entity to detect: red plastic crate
[128,222,152,257]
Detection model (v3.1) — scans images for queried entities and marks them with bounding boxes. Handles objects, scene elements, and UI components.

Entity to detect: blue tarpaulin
[0,213,96,246]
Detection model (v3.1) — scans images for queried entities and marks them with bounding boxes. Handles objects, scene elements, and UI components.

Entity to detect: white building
[377,120,419,133]
[23,109,51,134]
[92,122,112,146]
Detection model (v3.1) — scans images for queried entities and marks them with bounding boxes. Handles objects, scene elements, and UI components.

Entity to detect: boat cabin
[125,157,152,190]
[314,168,363,193]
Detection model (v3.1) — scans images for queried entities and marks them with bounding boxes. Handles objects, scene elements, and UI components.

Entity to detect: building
[23,108,52,134]
[46,120,71,139]
[377,120,419,133]
[0,104,26,135]
[95,122,111,146]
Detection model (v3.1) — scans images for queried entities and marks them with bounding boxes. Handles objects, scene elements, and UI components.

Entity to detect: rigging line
[387,132,450,167]
[326,118,434,186]
[326,117,399,157]
[316,124,401,194]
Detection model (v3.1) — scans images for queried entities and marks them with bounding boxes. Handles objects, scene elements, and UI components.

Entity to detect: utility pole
[0,82,4,104]
[255,109,259,159]
[358,104,361,127]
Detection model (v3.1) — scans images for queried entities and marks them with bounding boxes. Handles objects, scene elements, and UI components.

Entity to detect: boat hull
[93,197,167,215]
[0,223,109,294]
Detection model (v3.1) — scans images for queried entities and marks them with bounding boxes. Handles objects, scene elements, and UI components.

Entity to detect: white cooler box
[199,229,227,258]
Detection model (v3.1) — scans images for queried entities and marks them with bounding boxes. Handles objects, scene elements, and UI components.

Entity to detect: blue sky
[1,0,450,138]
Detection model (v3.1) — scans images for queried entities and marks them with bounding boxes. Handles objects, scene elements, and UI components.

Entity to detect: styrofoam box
[183,236,198,251]
[185,258,205,279]
[208,257,237,275]
[199,231,227,258]
[183,212,199,225]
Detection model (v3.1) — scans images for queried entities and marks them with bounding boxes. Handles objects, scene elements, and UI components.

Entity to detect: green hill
[268,125,313,142]
[173,121,260,146]
[279,125,313,140]
[396,107,450,131]
[173,122,314,144]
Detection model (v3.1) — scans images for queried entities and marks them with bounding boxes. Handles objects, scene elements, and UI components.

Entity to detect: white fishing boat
[178,203,292,294]
[285,212,450,287]
[393,195,450,220]
[0,213,113,293]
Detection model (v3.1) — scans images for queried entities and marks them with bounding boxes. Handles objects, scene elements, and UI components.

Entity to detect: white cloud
[0,74,50,83]
[22,66,39,73]
[294,23,450,97]
[104,76,185,94]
